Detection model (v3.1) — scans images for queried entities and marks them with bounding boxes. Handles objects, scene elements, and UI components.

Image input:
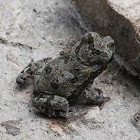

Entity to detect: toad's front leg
[32,94,69,117]
[76,87,110,107]
[85,88,110,108]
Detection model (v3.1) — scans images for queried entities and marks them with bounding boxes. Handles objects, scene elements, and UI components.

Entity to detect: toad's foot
[32,94,69,117]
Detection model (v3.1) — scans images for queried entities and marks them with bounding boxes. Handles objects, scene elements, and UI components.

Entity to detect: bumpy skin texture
[16,32,115,117]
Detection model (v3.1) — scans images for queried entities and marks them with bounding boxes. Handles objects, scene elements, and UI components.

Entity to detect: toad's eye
[87,33,94,44]
[88,36,93,43]
[82,33,94,43]
[107,42,115,48]
[81,36,88,43]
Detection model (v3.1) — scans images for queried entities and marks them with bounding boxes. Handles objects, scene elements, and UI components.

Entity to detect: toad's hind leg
[16,58,50,84]
[32,94,69,117]
[16,59,35,84]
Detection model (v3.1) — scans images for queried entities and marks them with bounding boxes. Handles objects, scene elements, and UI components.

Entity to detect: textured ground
[0,0,140,140]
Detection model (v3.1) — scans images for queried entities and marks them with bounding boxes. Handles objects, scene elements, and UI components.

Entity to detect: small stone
[1,120,21,136]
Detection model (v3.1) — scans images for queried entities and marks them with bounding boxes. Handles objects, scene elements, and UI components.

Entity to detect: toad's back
[33,32,115,100]
[33,53,93,100]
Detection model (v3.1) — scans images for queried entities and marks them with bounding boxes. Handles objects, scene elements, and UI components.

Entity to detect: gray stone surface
[74,0,140,78]
[0,0,140,140]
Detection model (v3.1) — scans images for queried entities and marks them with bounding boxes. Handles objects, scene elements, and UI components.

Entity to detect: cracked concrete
[0,0,140,140]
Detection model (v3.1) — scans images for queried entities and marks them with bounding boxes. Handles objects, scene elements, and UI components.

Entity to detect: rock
[73,0,140,78]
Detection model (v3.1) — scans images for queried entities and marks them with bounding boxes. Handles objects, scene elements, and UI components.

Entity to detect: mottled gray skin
[16,32,115,117]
